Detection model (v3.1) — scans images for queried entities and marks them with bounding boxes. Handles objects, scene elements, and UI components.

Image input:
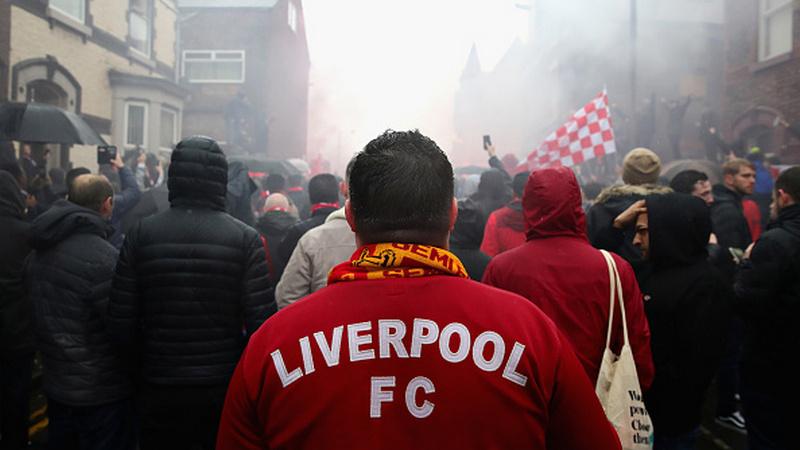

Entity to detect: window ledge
[751,52,793,73]
[46,7,92,37]
[128,48,157,69]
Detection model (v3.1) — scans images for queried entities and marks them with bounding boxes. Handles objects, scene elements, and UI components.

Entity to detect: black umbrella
[0,102,106,145]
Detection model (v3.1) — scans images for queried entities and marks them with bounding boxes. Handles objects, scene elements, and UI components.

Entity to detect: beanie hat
[622,148,661,185]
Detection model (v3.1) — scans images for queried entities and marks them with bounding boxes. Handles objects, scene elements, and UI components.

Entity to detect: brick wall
[0,0,10,100]
[723,0,800,163]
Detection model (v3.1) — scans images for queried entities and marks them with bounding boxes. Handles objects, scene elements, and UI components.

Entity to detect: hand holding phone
[482,135,492,150]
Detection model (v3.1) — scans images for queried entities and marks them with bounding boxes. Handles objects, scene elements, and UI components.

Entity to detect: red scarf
[328,243,469,284]
[311,202,339,214]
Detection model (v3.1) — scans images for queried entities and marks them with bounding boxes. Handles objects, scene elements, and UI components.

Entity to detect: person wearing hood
[483,167,654,389]
[275,165,356,309]
[26,175,135,449]
[480,171,529,257]
[449,198,490,281]
[0,171,34,450]
[227,160,258,227]
[256,193,299,280]
[587,147,671,266]
[734,166,800,450]
[108,136,275,449]
[632,193,730,450]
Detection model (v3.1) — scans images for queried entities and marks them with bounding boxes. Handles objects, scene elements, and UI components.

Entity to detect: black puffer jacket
[735,203,800,369]
[27,200,131,406]
[710,184,752,276]
[0,171,33,356]
[256,210,298,281]
[109,136,275,386]
[638,194,730,436]
[587,183,672,266]
[449,198,490,281]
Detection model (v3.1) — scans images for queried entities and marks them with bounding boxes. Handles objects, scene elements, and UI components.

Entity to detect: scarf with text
[328,243,469,284]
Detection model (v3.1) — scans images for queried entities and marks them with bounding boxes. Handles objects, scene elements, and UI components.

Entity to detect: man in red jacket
[482,167,654,390]
[480,171,529,257]
[217,130,621,450]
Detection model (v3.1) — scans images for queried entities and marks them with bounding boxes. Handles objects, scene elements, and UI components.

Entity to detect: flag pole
[630,0,638,147]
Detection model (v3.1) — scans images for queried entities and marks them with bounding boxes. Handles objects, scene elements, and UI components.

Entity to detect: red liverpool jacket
[482,167,655,390]
[480,201,527,257]
[217,275,622,450]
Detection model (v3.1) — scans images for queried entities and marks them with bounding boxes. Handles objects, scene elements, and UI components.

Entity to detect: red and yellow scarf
[328,243,469,284]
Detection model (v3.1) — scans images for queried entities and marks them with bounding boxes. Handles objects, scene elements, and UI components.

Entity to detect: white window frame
[50,0,86,23]
[124,101,149,149]
[288,1,298,33]
[159,107,179,152]
[182,50,246,84]
[129,0,152,58]
[758,0,794,61]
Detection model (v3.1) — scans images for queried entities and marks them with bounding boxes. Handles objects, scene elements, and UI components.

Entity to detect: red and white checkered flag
[527,89,617,170]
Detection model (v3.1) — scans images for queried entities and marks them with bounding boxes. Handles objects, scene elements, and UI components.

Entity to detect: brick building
[723,0,800,164]
[178,0,309,159]
[0,0,187,171]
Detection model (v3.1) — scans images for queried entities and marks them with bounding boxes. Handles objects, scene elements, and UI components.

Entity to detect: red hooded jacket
[217,273,621,449]
[482,167,654,390]
[480,201,527,257]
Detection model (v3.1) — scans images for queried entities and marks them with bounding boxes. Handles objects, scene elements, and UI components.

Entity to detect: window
[129,0,152,57]
[288,1,298,33]
[759,0,794,61]
[183,51,246,83]
[125,102,148,148]
[50,0,85,23]
[160,108,178,150]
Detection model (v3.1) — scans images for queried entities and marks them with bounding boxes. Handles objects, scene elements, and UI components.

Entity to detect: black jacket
[734,204,800,370]
[449,198,490,281]
[710,184,752,255]
[109,137,275,386]
[256,210,298,281]
[27,200,131,406]
[587,183,672,265]
[227,161,258,227]
[638,194,731,436]
[277,206,337,267]
[0,171,33,356]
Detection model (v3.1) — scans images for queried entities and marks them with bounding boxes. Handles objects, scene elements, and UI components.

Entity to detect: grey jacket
[275,208,356,309]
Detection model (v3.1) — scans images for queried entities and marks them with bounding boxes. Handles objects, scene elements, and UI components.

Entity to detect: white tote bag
[596,250,654,450]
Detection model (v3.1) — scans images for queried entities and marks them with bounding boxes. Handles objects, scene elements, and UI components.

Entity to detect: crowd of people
[0,130,797,450]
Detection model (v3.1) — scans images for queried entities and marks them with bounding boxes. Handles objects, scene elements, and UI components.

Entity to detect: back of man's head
[168,136,228,209]
[512,171,530,198]
[308,173,339,204]
[775,166,800,204]
[265,173,286,193]
[348,129,454,244]
[66,167,91,191]
[670,170,708,194]
[69,174,113,214]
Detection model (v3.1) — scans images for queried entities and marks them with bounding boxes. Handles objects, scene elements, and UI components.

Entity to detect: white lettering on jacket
[272,318,529,388]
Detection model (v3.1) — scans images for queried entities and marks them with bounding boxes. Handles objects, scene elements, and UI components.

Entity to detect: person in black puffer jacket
[0,171,34,450]
[27,175,135,449]
[734,166,800,450]
[448,198,490,281]
[108,136,274,450]
[633,193,731,448]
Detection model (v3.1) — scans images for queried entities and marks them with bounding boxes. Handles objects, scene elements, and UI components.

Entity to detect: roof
[178,0,278,8]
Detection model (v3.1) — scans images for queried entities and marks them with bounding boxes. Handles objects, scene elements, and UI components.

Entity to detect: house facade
[0,0,187,170]
[723,0,800,164]
[178,0,309,160]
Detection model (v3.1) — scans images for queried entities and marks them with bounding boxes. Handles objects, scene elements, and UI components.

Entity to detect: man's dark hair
[66,167,91,191]
[308,173,339,204]
[512,171,529,197]
[349,129,454,244]
[775,166,800,202]
[288,174,304,188]
[0,161,26,189]
[669,169,709,194]
[264,173,286,193]
[68,174,113,212]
